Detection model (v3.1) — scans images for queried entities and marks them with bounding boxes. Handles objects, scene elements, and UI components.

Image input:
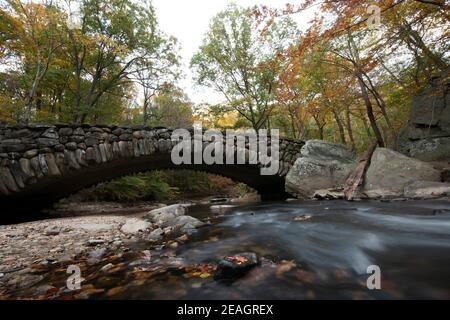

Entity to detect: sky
[151,0,316,105]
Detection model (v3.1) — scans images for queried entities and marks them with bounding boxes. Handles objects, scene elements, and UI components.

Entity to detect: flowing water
[7,200,450,299]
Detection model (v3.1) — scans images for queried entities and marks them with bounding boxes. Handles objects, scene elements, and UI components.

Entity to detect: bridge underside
[0,153,288,222]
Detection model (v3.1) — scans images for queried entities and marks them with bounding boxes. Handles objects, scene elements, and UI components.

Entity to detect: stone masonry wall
[0,124,304,197]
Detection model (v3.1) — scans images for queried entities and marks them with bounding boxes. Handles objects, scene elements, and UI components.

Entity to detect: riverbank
[0,202,209,298]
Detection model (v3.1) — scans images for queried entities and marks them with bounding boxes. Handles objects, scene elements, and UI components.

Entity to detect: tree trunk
[400,22,448,72]
[346,32,384,147]
[25,49,43,123]
[344,140,377,201]
[143,96,150,126]
[356,74,385,147]
[345,108,356,151]
[332,109,346,144]
[313,116,325,140]
[359,109,372,138]
[362,73,394,132]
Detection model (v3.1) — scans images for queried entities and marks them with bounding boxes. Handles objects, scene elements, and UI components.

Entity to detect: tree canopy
[1,0,448,151]
[0,0,181,125]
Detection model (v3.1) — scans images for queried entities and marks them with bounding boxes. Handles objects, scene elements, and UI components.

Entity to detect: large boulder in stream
[144,204,205,235]
[285,140,357,198]
[144,204,188,226]
[363,148,442,198]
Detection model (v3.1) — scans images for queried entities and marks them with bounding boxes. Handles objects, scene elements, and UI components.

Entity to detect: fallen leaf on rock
[128,279,147,287]
[197,264,216,273]
[75,284,105,299]
[105,286,127,297]
[45,287,61,296]
[225,255,248,265]
[134,265,163,273]
[106,263,126,274]
[132,270,155,280]
[190,271,211,279]
[100,263,115,273]
[29,264,50,274]
[108,255,122,263]
[185,263,216,279]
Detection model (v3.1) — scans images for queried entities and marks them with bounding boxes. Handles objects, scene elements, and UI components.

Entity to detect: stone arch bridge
[0,124,304,217]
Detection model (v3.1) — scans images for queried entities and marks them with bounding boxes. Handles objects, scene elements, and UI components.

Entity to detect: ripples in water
[5,200,450,300]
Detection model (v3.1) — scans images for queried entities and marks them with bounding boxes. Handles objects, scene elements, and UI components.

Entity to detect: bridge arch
[0,124,304,217]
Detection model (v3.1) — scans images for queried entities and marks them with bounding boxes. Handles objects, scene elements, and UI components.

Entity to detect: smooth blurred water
[164,200,450,299]
[11,200,450,300]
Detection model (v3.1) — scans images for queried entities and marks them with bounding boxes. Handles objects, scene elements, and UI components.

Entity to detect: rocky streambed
[0,203,209,298]
[1,199,450,300]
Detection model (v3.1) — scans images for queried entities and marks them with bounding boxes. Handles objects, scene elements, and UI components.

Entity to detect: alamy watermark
[367,265,382,290]
[170,121,280,176]
[367,5,381,30]
[66,264,84,291]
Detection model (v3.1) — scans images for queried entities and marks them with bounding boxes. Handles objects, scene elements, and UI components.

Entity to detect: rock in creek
[87,239,106,246]
[403,181,450,199]
[43,226,61,236]
[363,148,441,198]
[145,204,187,224]
[120,218,151,235]
[215,252,260,281]
[285,140,357,199]
[148,228,164,242]
[144,204,204,233]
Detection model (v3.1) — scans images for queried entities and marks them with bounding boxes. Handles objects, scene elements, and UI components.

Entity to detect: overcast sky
[151,0,316,105]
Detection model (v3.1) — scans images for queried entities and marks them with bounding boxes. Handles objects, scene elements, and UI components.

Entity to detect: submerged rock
[168,215,205,231]
[215,252,260,281]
